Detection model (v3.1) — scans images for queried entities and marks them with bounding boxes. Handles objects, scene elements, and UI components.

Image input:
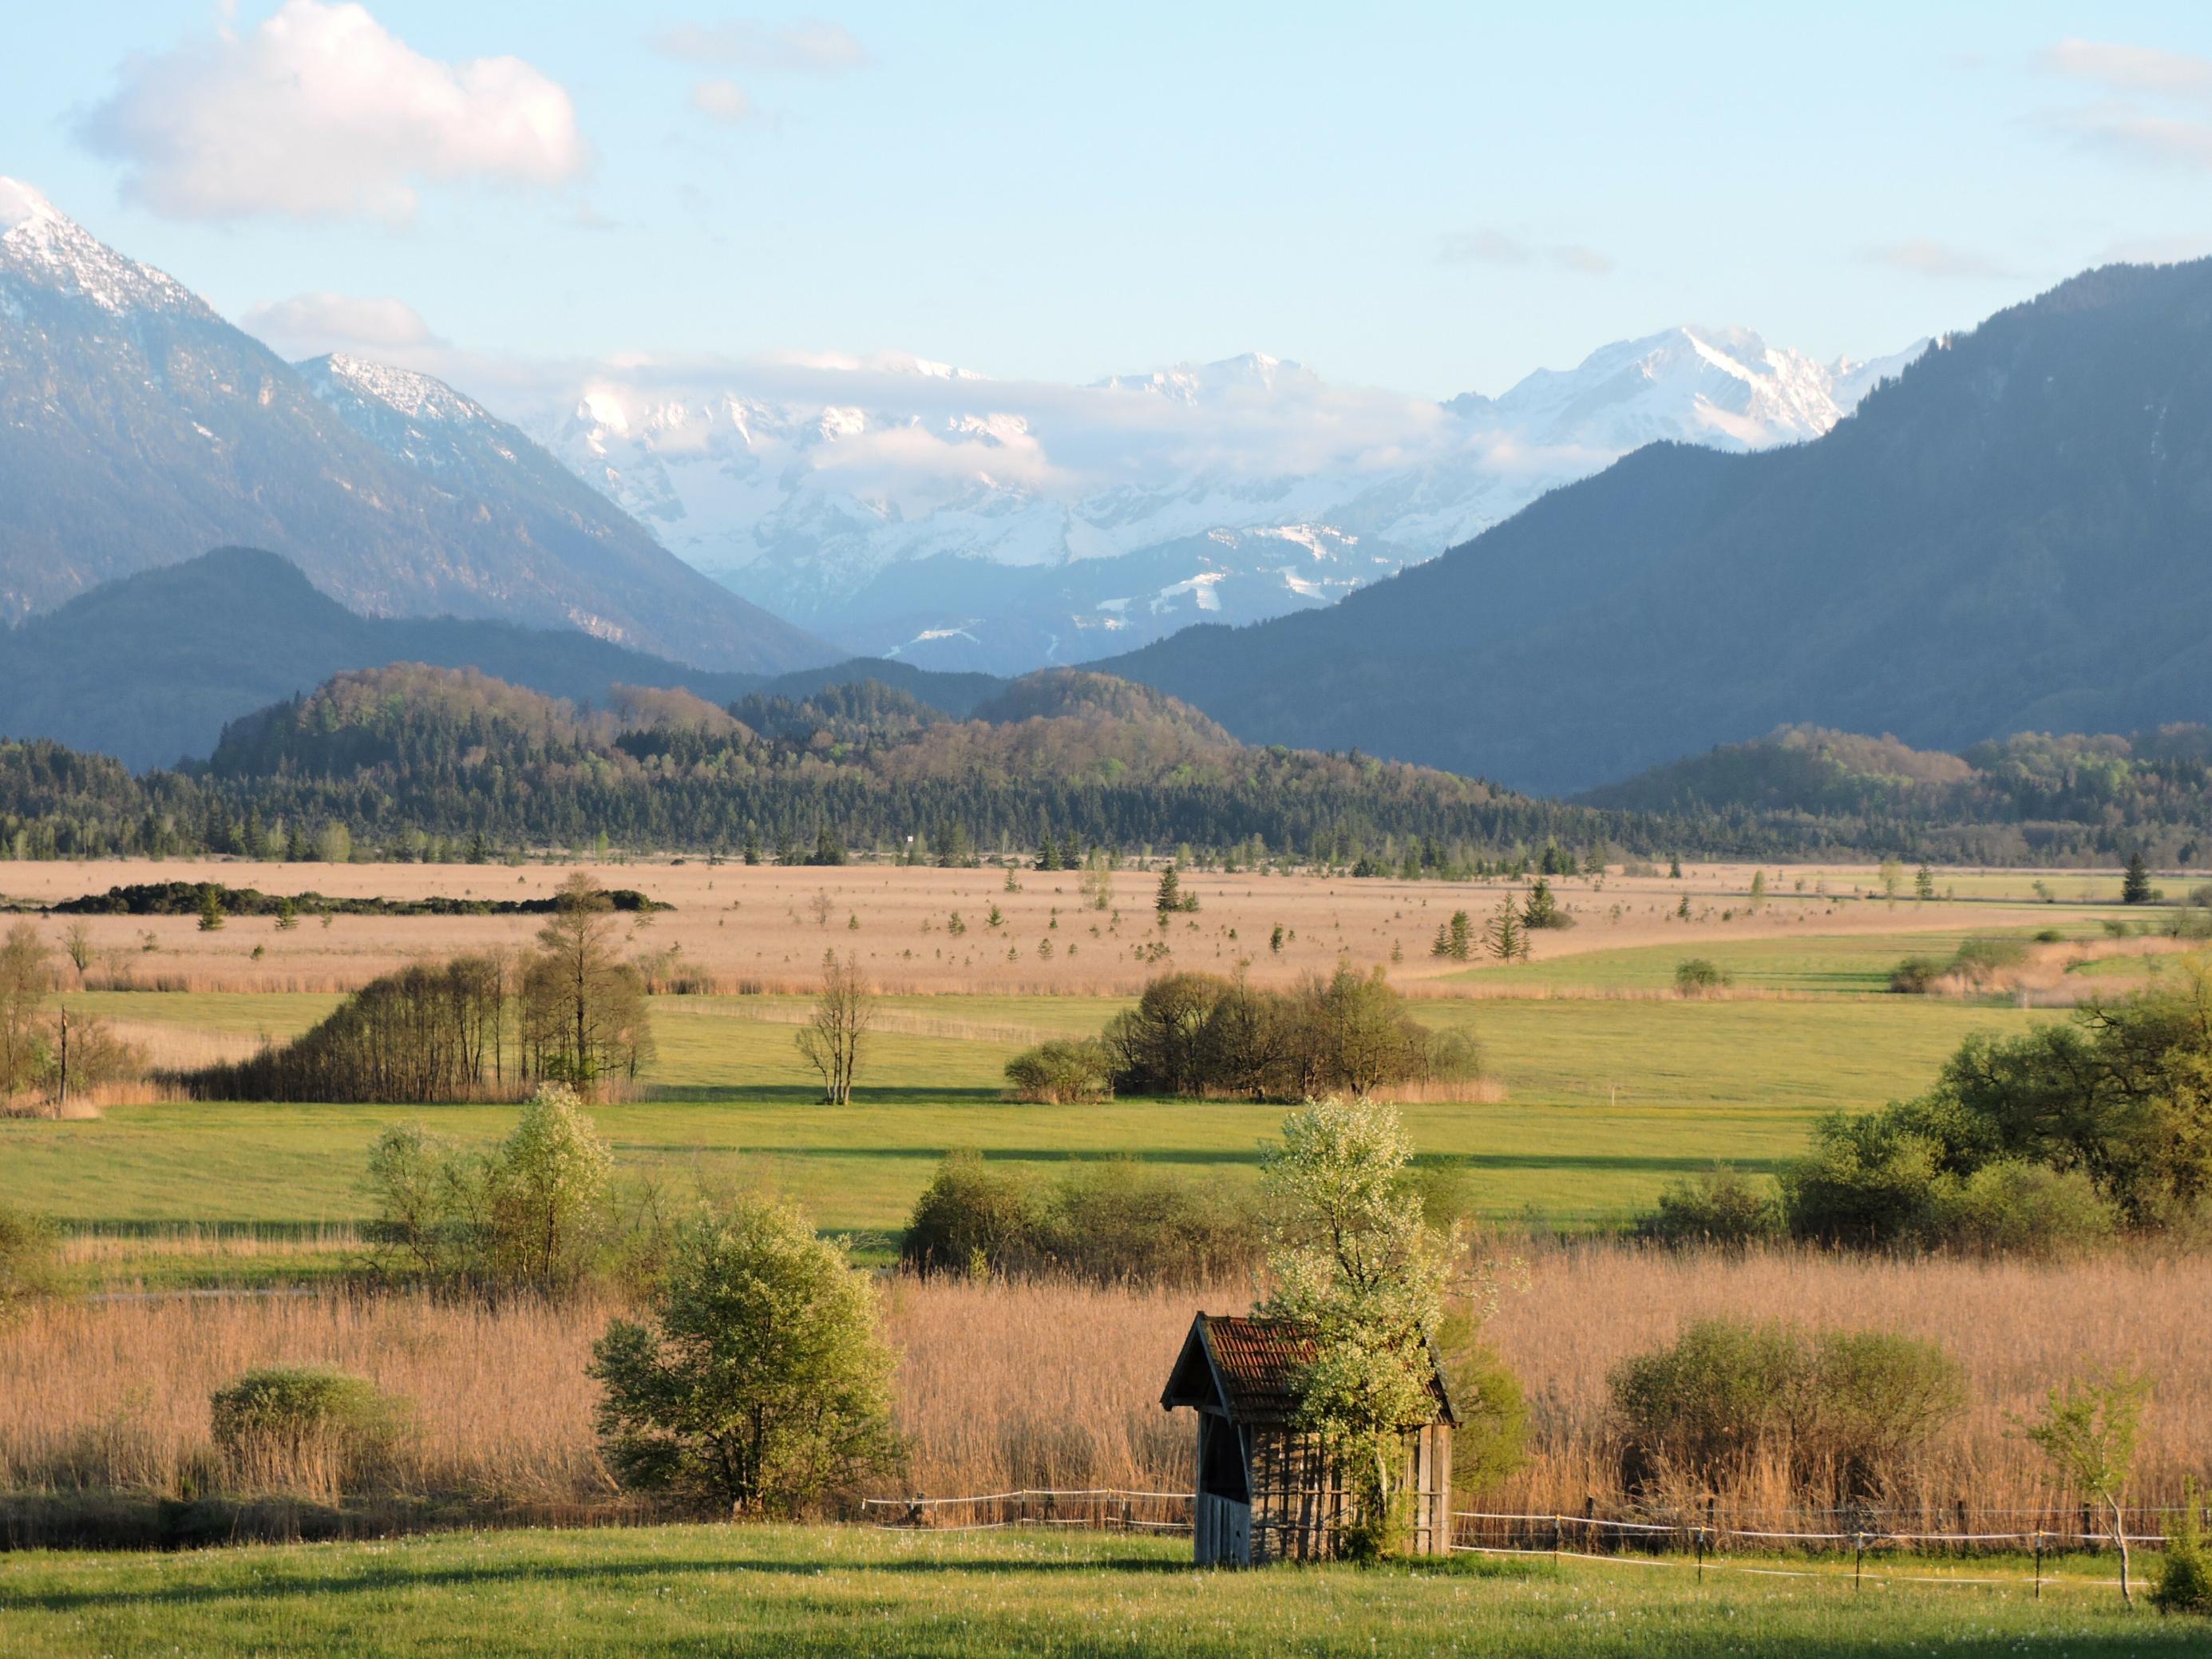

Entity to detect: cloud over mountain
[77,0,588,223]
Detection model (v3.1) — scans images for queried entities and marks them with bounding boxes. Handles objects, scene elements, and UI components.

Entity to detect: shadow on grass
[6,1546,1189,1615]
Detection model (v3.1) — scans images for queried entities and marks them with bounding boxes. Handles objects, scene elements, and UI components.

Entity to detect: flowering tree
[1258,1095,1455,1555]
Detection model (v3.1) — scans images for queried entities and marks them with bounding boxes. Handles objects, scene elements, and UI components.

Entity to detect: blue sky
[9,2,2212,398]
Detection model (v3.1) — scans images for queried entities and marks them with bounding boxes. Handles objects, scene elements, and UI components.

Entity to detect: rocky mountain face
[0,178,829,674]
[536,331,1922,673]
[1093,260,2212,796]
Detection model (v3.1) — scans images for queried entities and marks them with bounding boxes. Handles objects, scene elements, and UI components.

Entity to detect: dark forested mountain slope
[0,180,827,673]
[0,549,984,770]
[1098,259,2212,795]
[0,663,1611,862]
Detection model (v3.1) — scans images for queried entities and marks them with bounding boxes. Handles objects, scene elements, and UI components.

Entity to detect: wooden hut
[1159,1312,1455,1566]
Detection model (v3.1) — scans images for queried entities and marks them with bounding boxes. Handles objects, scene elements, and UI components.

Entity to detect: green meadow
[6,980,2056,1246]
[0,1525,2184,1659]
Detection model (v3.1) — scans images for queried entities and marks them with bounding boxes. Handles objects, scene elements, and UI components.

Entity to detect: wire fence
[860,1488,2186,1599]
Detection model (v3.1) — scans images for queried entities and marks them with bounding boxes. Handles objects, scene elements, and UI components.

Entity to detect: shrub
[1801,1329,1968,1494]
[1777,1112,1945,1245]
[1434,1322,1528,1496]
[1038,1161,1263,1286]
[590,1198,900,1515]
[1949,936,2030,984]
[1636,1165,1783,1247]
[1003,1038,1114,1104]
[900,1153,1041,1277]
[1611,1318,1965,1499]
[1612,1318,1804,1485]
[900,1153,1265,1286]
[1672,958,1729,995]
[1888,956,1946,994]
[1927,1160,2117,1257]
[2155,1477,2212,1616]
[208,1368,404,1497]
[361,1083,616,1293]
[0,1204,61,1317]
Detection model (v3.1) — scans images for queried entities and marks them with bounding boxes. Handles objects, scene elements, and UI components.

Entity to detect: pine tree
[1486,897,1527,963]
[2123,852,2152,905]
[275,896,298,931]
[196,889,225,932]
[1447,909,1474,960]
[1914,864,1935,901]
[1430,922,1452,957]
[1522,878,1561,930]
[1155,864,1182,913]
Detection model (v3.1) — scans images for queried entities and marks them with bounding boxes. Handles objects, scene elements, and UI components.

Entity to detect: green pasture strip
[0,1525,2187,1659]
[1456,926,2100,996]
[4,992,2052,1249]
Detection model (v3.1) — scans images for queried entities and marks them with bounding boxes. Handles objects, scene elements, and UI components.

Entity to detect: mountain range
[0,177,826,674]
[1098,259,2212,795]
[0,548,991,771]
[534,331,1923,673]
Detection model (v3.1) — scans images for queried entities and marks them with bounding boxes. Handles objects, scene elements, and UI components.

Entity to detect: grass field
[4,988,2055,1241]
[0,1525,2193,1658]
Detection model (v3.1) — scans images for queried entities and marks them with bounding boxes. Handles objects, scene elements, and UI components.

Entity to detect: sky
[8,2,2212,402]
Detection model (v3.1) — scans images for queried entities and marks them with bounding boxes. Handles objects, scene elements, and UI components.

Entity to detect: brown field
[0,857,2111,997]
[6,1245,2202,1533]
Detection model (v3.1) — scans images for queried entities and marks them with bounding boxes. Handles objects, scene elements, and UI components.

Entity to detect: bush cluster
[1002,1038,1114,1103]
[1771,971,2212,1248]
[900,1153,1264,1286]
[1611,1317,1966,1500]
[208,1368,406,1497]
[1636,1166,1783,1247]
[1889,936,2029,994]
[362,1083,660,1296]
[1086,966,1478,1102]
[0,1203,61,1317]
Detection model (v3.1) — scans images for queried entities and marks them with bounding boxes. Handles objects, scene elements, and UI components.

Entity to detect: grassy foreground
[0,1525,2190,1658]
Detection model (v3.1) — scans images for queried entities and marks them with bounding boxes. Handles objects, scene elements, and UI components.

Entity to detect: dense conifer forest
[8,667,2212,870]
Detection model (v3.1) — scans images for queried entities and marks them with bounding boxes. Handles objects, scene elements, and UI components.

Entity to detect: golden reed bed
[2,857,2075,997]
[5,1245,2204,1528]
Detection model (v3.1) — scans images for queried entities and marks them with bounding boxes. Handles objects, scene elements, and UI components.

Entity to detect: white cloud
[2044,38,2212,98]
[1438,228,1613,275]
[1865,239,2011,280]
[77,1,588,224]
[690,79,758,125]
[239,291,441,357]
[2040,38,2212,172]
[651,18,869,72]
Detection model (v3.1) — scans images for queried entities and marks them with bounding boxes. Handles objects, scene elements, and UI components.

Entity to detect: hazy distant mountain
[1095,261,2212,796]
[538,331,1922,674]
[0,548,991,770]
[0,177,829,673]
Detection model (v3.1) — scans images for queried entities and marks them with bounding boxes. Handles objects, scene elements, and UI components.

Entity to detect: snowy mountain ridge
[524,327,1924,672]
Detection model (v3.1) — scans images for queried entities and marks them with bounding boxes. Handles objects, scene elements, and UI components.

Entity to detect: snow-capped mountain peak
[0,175,203,317]
[529,323,1929,673]
[303,352,496,428]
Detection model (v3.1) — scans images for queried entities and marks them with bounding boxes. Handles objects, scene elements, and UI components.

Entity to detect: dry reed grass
[3,857,2084,997]
[4,1246,2204,1533]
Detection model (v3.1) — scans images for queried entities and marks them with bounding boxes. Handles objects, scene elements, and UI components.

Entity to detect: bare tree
[809,890,835,928]
[797,950,873,1106]
[520,874,653,1091]
[60,921,95,983]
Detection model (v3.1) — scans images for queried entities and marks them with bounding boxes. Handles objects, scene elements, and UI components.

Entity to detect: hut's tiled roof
[1198,1316,1316,1425]
[1161,1313,1456,1427]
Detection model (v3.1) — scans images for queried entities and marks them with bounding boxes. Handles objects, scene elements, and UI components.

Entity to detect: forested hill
[1097,258,2212,795]
[0,548,999,771]
[0,664,1635,865]
[1583,724,2212,865]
